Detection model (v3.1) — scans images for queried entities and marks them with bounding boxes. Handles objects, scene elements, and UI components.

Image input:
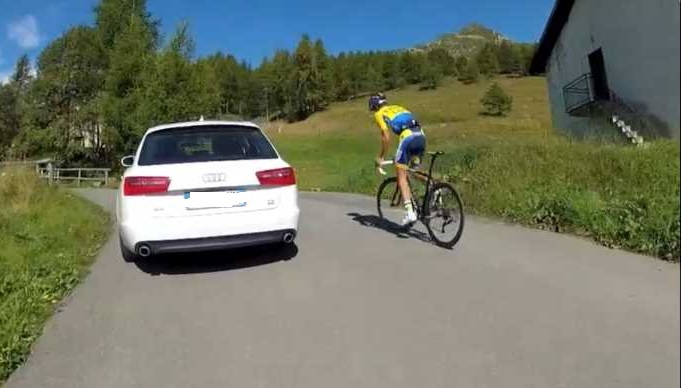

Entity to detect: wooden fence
[37,166,112,187]
[1,159,113,187]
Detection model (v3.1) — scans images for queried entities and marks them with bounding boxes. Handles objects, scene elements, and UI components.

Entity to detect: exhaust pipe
[282,232,295,244]
[137,244,152,257]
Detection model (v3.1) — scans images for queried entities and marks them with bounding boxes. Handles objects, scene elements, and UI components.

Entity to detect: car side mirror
[121,155,134,168]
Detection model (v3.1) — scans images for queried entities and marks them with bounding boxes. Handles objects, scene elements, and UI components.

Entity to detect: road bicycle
[375,151,464,249]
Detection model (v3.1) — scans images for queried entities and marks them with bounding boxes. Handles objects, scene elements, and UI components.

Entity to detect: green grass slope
[0,168,110,383]
[264,76,680,261]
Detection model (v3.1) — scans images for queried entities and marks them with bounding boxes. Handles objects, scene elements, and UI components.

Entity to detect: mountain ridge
[409,23,520,58]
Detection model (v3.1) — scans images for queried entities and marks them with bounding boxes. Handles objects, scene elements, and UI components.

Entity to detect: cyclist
[369,92,426,226]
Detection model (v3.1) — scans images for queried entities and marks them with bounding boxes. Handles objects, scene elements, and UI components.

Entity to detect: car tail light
[256,167,296,186]
[123,176,171,196]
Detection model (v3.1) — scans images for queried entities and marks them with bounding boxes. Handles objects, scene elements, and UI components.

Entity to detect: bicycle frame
[378,151,444,218]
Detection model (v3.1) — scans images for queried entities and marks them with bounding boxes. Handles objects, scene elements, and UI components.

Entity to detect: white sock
[404,200,414,214]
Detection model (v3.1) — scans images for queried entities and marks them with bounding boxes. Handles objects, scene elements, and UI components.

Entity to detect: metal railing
[561,74,667,140]
[563,73,595,114]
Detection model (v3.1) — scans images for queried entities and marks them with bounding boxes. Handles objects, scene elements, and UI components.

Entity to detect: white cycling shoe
[402,210,418,226]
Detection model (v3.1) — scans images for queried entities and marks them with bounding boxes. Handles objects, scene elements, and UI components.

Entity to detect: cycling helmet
[368,92,387,111]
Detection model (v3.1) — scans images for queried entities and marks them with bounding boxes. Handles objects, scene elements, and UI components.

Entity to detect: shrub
[420,63,443,91]
[480,82,513,116]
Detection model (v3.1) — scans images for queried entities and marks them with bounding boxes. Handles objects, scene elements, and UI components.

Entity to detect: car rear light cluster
[256,167,296,186]
[123,176,171,196]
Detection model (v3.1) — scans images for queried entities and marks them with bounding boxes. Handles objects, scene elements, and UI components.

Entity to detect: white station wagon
[115,120,300,262]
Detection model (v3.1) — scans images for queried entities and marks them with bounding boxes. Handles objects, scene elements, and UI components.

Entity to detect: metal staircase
[611,115,645,146]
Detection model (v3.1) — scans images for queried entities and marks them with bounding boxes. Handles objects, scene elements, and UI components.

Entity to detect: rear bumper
[118,204,299,254]
[137,229,296,256]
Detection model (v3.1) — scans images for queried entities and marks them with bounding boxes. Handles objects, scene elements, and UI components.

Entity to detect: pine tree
[0,54,34,158]
[454,55,469,75]
[496,41,523,75]
[234,60,253,117]
[364,64,383,93]
[400,51,425,84]
[214,53,244,116]
[238,68,263,119]
[168,21,195,59]
[0,85,20,157]
[102,13,156,159]
[16,25,109,163]
[312,39,332,111]
[11,54,33,95]
[290,34,317,121]
[519,43,538,75]
[255,57,275,120]
[200,55,231,118]
[95,0,159,51]
[381,52,401,90]
[427,48,457,77]
[270,49,294,117]
[140,21,202,123]
[331,53,352,101]
[346,52,364,98]
[480,82,513,116]
[420,60,443,90]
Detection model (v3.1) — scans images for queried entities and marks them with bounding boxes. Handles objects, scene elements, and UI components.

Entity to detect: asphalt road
[4,189,679,388]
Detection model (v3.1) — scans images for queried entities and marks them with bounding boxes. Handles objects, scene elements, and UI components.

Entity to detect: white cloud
[0,69,12,85]
[7,15,41,49]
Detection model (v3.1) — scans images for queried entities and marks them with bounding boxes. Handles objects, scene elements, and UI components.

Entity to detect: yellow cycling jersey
[374,104,422,139]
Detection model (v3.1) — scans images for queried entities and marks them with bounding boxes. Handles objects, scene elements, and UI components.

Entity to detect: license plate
[183,190,247,209]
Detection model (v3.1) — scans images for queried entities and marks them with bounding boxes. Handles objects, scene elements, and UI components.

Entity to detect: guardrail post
[47,162,53,186]
[105,170,109,186]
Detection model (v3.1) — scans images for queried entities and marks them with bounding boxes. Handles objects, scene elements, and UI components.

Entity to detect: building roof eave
[529,0,576,75]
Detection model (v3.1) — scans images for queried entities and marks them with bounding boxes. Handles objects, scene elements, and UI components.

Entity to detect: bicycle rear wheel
[424,182,465,248]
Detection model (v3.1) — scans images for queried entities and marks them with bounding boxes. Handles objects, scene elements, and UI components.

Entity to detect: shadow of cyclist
[346,212,442,247]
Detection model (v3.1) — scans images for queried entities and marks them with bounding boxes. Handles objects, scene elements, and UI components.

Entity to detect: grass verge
[268,133,680,262]
[444,139,680,261]
[0,167,110,383]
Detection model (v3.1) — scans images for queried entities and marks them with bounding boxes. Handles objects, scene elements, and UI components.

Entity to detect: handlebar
[376,160,393,175]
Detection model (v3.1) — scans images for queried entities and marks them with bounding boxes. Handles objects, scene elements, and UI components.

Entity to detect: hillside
[410,23,515,58]
[264,76,680,261]
[263,75,552,190]
[264,75,551,137]
[262,75,551,192]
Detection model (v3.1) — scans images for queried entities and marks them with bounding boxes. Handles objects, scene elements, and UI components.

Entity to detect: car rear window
[137,125,279,166]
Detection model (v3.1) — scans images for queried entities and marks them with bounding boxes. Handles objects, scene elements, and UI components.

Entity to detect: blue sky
[0,0,554,82]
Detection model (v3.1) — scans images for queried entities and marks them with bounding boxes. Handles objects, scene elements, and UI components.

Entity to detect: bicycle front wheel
[424,182,465,248]
[377,176,427,227]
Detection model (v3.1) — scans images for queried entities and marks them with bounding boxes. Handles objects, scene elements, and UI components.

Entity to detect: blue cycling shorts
[394,130,426,169]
